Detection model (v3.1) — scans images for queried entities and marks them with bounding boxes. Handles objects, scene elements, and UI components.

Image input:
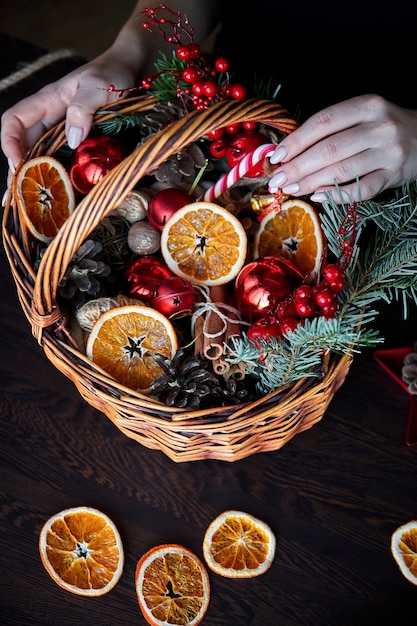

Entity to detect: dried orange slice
[39,506,124,596]
[391,520,417,585]
[203,510,276,578]
[135,544,210,626]
[86,304,178,391]
[253,198,325,283]
[160,201,247,286]
[13,155,75,242]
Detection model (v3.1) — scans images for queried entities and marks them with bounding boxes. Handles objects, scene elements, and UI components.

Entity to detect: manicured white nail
[269,145,287,165]
[269,171,287,188]
[282,183,300,195]
[310,192,327,203]
[67,126,83,149]
[2,187,10,207]
[7,157,15,173]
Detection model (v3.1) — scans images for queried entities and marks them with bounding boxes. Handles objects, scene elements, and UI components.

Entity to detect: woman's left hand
[268,94,417,204]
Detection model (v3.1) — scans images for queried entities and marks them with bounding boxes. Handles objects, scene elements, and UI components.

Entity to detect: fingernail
[269,145,287,165]
[2,187,10,207]
[67,126,84,149]
[7,157,15,173]
[282,183,300,195]
[310,192,327,203]
[269,171,287,188]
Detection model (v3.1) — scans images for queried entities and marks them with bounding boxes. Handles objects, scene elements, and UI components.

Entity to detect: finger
[1,91,68,167]
[283,147,388,197]
[64,81,127,149]
[310,170,390,205]
[270,95,383,163]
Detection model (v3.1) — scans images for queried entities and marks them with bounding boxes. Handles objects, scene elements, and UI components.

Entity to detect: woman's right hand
[1,49,139,175]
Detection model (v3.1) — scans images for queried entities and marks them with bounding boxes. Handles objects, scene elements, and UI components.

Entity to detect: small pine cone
[151,349,222,409]
[59,239,111,306]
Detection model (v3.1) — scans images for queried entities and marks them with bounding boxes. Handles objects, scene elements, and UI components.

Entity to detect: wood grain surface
[1,37,417,626]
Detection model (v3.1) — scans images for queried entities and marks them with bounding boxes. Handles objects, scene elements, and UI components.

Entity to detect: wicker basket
[2,95,353,462]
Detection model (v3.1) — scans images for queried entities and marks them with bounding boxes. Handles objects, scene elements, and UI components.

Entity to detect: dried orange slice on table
[253,198,325,283]
[39,506,124,596]
[13,155,75,242]
[135,544,210,626]
[203,510,276,578]
[391,520,417,585]
[86,304,178,391]
[160,201,247,286]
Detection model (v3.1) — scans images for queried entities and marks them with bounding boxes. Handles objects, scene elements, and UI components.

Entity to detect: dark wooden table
[1,35,417,626]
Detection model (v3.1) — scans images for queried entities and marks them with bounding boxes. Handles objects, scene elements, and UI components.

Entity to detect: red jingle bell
[70,135,126,194]
[151,276,196,317]
[235,256,303,322]
[124,256,173,302]
[147,188,193,230]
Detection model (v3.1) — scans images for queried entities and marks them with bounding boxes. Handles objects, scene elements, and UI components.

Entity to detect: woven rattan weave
[2,95,353,462]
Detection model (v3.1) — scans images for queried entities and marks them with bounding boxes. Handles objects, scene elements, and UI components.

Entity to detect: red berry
[187,43,200,59]
[182,67,198,83]
[214,57,230,72]
[323,264,344,283]
[225,123,241,134]
[202,81,218,98]
[192,81,204,95]
[294,298,315,317]
[295,284,314,300]
[230,84,247,100]
[315,289,335,308]
[207,128,224,140]
[242,121,259,131]
[327,277,345,293]
[176,44,191,60]
[321,303,338,319]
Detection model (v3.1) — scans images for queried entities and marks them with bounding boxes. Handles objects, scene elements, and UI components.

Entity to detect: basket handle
[32,97,298,338]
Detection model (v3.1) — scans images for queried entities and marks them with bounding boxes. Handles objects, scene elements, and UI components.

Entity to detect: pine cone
[151,349,254,409]
[59,239,111,306]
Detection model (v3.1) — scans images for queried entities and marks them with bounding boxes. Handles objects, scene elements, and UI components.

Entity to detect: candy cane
[200,143,277,202]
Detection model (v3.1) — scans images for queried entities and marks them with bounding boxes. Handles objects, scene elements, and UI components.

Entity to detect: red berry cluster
[139,5,246,113]
[293,264,346,320]
[207,121,259,159]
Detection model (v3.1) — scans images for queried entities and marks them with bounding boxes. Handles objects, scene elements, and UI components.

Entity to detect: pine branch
[225,317,382,395]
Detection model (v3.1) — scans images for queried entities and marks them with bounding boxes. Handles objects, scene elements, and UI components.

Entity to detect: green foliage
[226,181,417,394]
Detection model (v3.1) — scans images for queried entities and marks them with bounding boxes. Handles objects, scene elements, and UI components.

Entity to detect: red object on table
[373,347,417,446]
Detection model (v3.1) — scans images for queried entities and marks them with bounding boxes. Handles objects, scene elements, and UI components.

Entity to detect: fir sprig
[226,181,417,393]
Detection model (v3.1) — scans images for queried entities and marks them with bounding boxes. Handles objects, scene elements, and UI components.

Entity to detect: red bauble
[147,188,193,230]
[70,135,126,194]
[225,131,269,177]
[235,257,303,322]
[151,276,196,316]
[124,256,173,302]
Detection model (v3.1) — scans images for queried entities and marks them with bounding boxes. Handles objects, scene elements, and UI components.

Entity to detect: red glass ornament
[124,256,173,302]
[70,135,126,194]
[147,188,193,230]
[235,257,303,322]
[151,276,196,316]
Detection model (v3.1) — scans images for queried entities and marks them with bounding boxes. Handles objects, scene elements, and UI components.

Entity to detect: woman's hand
[268,94,417,203]
[1,50,138,173]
